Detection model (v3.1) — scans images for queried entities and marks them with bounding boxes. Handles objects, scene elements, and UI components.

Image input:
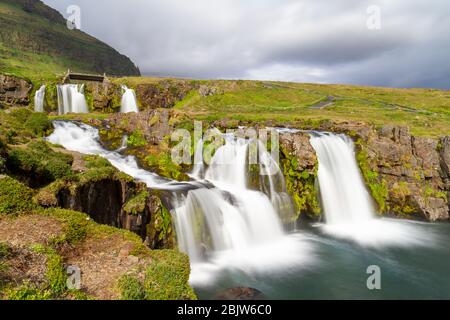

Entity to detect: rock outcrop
[135,80,195,110]
[0,75,32,107]
[279,131,320,221]
[52,178,175,249]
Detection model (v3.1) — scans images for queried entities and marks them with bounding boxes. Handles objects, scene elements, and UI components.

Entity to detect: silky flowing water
[46,121,450,299]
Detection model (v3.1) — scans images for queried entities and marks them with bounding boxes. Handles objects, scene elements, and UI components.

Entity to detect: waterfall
[57,84,89,114]
[174,136,289,262]
[47,121,314,284]
[47,121,168,188]
[120,85,139,113]
[309,132,375,224]
[310,132,428,246]
[34,85,46,112]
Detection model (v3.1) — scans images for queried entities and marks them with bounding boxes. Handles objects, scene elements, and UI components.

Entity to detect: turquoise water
[194,220,450,300]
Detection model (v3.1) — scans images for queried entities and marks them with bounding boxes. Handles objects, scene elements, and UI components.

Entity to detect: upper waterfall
[120,85,139,113]
[57,84,89,114]
[34,85,46,112]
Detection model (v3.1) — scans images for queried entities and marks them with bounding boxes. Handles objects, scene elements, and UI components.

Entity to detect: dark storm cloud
[43,0,450,88]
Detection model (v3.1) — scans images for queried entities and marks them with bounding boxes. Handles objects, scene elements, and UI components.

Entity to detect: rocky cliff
[0,75,32,107]
[304,121,450,221]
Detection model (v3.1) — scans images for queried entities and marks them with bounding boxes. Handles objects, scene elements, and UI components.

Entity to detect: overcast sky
[43,0,450,89]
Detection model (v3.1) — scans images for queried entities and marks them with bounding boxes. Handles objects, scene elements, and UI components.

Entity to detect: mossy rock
[0,176,37,215]
[279,148,320,222]
[6,141,74,186]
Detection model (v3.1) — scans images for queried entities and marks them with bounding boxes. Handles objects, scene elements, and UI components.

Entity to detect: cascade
[120,85,139,113]
[34,85,46,112]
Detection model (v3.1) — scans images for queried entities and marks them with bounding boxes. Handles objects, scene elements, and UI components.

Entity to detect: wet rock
[0,74,32,107]
[215,287,265,300]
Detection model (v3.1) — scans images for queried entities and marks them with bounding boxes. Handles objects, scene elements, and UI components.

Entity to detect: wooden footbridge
[62,70,108,83]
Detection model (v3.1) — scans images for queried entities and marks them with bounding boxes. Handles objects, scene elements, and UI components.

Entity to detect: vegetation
[7,140,74,185]
[355,143,389,213]
[0,0,139,85]
[127,130,147,148]
[0,176,36,215]
[166,79,450,138]
[123,190,150,215]
[0,108,52,144]
[145,153,188,181]
[280,151,321,221]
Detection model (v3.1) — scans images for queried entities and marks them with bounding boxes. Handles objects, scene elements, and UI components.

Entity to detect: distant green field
[159,79,450,137]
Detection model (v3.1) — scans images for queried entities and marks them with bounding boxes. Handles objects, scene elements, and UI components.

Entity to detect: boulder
[215,287,265,300]
[0,74,32,107]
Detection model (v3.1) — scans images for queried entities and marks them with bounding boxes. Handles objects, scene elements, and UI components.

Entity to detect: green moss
[123,190,150,215]
[118,275,146,300]
[0,242,9,258]
[0,176,36,215]
[280,149,320,221]
[2,282,53,300]
[127,131,147,148]
[355,142,389,213]
[143,250,196,300]
[7,141,74,183]
[41,208,89,245]
[45,250,67,295]
[78,155,117,184]
[24,113,52,137]
[145,153,189,181]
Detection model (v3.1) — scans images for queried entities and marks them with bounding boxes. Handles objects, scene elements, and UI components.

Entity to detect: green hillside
[0,0,140,83]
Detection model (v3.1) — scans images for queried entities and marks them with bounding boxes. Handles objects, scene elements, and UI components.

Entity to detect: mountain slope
[0,0,140,81]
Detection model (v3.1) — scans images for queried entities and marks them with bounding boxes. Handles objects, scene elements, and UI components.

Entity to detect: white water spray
[34,85,46,112]
[57,84,89,114]
[310,132,430,247]
[47,121,315,285]
[120,85,139,113]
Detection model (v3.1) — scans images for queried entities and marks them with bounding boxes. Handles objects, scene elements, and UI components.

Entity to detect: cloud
[43,0,450,88]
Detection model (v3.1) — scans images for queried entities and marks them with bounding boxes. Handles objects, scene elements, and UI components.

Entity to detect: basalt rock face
[135,80,196,110]
[331,122,449,221]
[86,82,122,113]
[39,177,175,249]
[0,75,32,107]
